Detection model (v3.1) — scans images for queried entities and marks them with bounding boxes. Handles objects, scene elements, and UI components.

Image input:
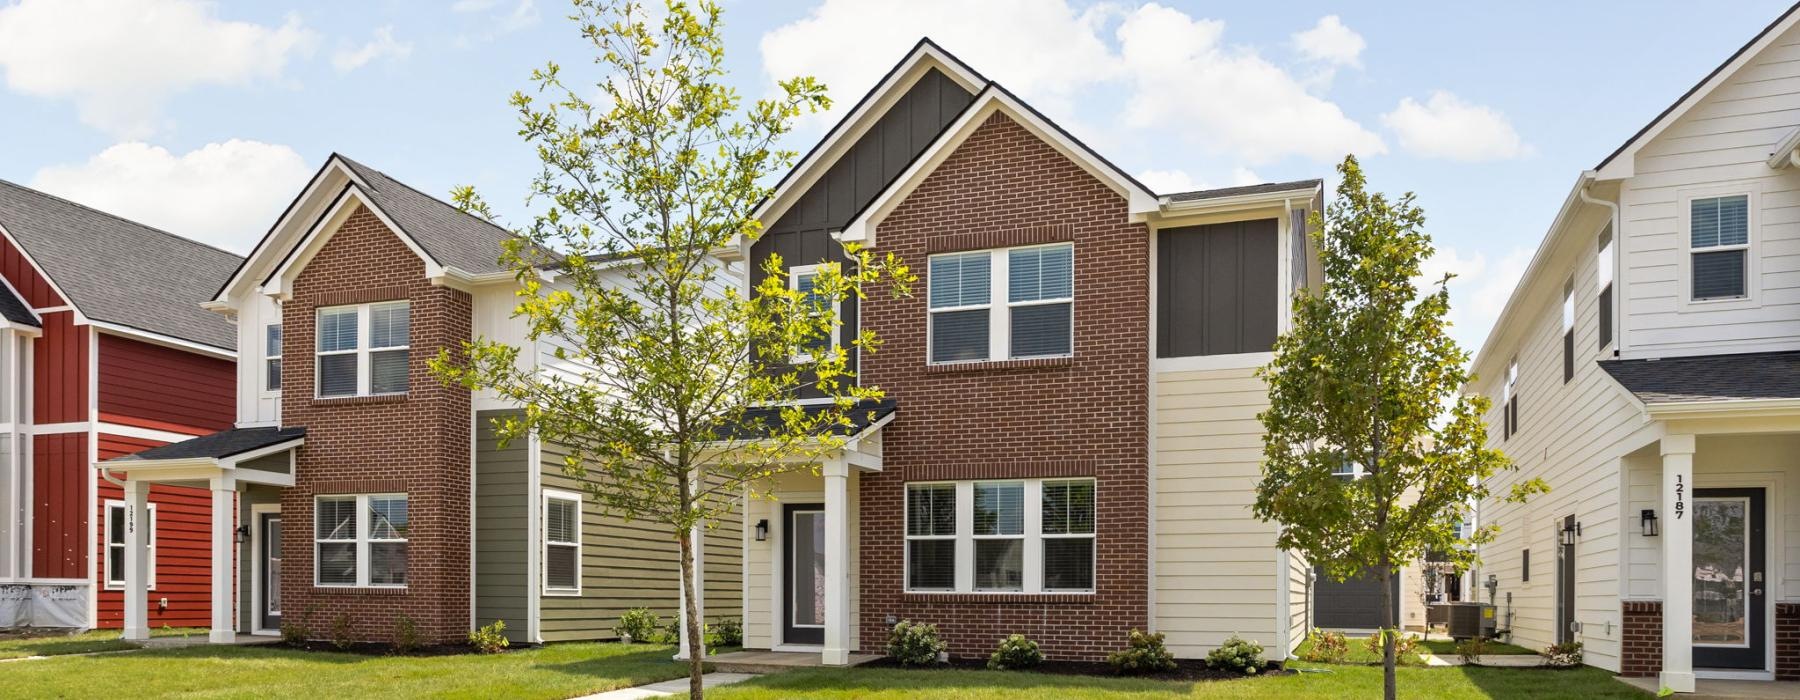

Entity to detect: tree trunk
[679,529,706,699]
[1380,557,1396,700]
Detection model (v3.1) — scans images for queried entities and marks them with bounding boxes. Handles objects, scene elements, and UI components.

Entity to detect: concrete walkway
[1420,652,1544,667]
[1618,676,1800,699]
[571,673,757,700]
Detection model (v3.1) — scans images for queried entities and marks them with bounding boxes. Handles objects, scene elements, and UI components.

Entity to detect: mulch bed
[860,655,1289,682]
[277,640,489,657]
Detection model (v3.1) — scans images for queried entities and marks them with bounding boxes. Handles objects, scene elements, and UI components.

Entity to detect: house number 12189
[1674,474,1685,519]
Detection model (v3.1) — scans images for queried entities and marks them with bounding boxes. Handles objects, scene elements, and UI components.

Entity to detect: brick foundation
[1779,602,1800,681]
[1621,600,1662,678]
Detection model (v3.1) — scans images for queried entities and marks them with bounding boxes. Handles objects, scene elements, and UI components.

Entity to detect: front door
[261,514,282,631]
[1692,488,1766,670]
[782,504,825,645]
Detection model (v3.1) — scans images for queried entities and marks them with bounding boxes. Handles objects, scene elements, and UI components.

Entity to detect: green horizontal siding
[475,410,531,643]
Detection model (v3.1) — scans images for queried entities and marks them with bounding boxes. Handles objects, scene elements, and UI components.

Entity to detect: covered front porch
[93,427,302,644]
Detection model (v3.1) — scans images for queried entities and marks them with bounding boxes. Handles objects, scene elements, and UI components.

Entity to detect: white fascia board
[90,321,236,360]
[1644,397,1800,419]
[1467,171,1596,382]
[1149,186,1322,221]
[1768,125,1800,169]
[215,159,359,304]
[264,186,442,301]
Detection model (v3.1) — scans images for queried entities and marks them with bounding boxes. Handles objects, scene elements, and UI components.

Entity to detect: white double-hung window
[928,243,1073,364]
[1689,194,1750,301]
[543,491,581,594]
[904,477,1096,594]
[104,501,156,589]
[317,301,409,398]
[315,494,408,587]
[265,324,282,393]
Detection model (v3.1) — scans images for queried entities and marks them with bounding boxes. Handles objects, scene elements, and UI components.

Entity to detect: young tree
[431,2,910,696]
[1253,156,1545,700]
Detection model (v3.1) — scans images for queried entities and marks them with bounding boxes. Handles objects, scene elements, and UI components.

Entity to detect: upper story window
[315,494,408,588]
[789,263,835,362]
[1597,227,1614,350]
[1561,279,1575,383]
[1158,219,1279,358]
[316,301,409,398]
[904,478,1096,594]
[928,243,1072,364]
[104,501,156,589]
[265,324,283,393]
[1689,194,1749,301]
[1502,359,1519,440]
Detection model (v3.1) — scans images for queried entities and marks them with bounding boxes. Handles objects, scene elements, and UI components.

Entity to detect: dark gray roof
[336,155,529,275]
[0,281,36,327]
[1164,179,1324,202]
[1600,351,1800,404]
[106,426,305,463]
[0,179,241,349]
[722,398,897,441]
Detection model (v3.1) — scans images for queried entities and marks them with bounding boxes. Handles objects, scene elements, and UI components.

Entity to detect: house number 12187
[1674,474,1685,519]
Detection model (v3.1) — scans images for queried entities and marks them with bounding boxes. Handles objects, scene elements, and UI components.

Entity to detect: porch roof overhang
[710,399,895,472]
[97,426,304,487]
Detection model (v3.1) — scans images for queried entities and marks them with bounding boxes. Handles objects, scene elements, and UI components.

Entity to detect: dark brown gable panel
[1157,218,1279,357]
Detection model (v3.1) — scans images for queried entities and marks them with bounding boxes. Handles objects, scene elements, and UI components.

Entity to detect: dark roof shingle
[721,398,897,441]
[1164,179,1324,202]
[1599,351,1800,404]
[0,281,37,327]
[336,156,532,275]
[106,426,305,463]
[0,179,241,349]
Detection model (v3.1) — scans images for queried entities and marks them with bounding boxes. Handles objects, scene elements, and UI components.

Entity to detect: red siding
[94,433,217,629]
[32,311,88,425]
[0,232,62,308]
[30,432,86,579]
[98,333,234,434]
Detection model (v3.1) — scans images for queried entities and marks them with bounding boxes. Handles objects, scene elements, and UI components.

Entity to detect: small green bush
[1207,635,1265,676]
[615,607,661,643]
[1108,629,1177,674]
[469,620,510,654]
[986,634,1043,670]
[709,618,743,648]
[1542,641,1583,668]
[329,613,356,651]
[393,614,423,653]
[1298,628,1348,663]
[1456,637,1488,664]
[886,620,948,666]
[657,619,683,644]
[281,604,318,646]
[1363,630,1420,658]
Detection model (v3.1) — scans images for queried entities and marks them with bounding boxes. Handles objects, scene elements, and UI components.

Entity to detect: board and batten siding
[474,409,532,642]
[538,439,743,642]
[1619,21,1800,358]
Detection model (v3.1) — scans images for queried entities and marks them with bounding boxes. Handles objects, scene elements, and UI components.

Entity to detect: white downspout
[1576,183,1620,355]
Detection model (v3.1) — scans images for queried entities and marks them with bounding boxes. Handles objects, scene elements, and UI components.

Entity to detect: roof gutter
[1467,170,1598,380]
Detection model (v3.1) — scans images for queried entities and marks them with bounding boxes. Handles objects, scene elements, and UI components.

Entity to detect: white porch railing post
[822,457,849,666]
[209,476,237,644]
[121,478,148,641]
[1660,434,1696,694]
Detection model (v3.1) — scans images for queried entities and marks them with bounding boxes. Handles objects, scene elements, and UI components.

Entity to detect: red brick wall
[856,112,1150,661]
[279,204,473,643]
[1778,602,1799,681]
[1620,600,1661,677]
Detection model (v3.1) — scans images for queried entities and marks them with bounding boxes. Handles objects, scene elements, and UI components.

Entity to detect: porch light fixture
[1639,509,1658,537]
[235,525,251,545]
[754,519,768,542]
[1558,521,1581,547]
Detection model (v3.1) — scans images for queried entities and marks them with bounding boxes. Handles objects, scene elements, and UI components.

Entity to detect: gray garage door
[1314,567,1400,630]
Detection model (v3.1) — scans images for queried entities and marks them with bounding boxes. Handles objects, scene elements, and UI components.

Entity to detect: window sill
[901,591,1095,604]
[312,393,408,406]
[313,585,408,595]
[543,588,582,597]
[924,356,1073,374]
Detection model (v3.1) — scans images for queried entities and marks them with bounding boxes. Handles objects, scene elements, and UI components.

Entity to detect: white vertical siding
[234,292,282,425]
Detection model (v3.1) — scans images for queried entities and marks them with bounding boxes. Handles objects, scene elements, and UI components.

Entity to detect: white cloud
[332,26,413,73]
[1136,169,1203,194]
[30,140,313,252]
[451,0,538,47]
[451,0,502,11]
[1230,167,1264,186]
[1381,91,1530,162]
[0,0,315,138]
[1116,4,1384,165]
[1292,15,1364,68]
[1417,244,1534,352]
[760,0,1120,128]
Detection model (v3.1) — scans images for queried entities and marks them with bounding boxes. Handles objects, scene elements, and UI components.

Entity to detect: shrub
[469,620,510,654]
[1363,630,1420,659]
[986,634,1043,671]
[393,614,423,654]
[885,620,947,666]
[329,613,356,651]
[1455,637,1488,664]
[616,607,661,643]
[1206,635,1265,676]
[1542,641,1583,668]
[1108,629,1177,675]
[657,619,683,644]
[709,618,743,648]
[1298,628,1348,663]
[281,604,317,646]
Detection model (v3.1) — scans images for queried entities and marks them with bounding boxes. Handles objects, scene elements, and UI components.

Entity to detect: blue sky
[0,0,1792,351]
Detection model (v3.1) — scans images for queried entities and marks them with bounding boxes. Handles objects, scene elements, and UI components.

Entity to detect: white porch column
[822,457,850,666]
[121,478,149,642]
[674,521,705,661]
[1660,434,1696,694]
[209,476,237,644]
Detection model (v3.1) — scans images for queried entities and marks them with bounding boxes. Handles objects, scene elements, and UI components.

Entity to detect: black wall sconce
[754,519,768,542]
[1558,521,1582,546]
[235,525,251,545]
[1640,509,1659,537]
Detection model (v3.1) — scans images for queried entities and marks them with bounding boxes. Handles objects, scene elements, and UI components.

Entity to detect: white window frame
[1678,186,1759,311]
[971,480,1027,592]
[104,500,155,590]
[1331,461,1367,481]
[264,323,283,395]
[1503,358,1519,440]
[903,482,957,592]
[542,489,582,596]
[315,301,410,399]
[788,263,838,364]
[903,477,1097,595]
[313,493,407,589]
[1597,227,1615,351]
[927,242,1075,365]
[1038,478,1097,594]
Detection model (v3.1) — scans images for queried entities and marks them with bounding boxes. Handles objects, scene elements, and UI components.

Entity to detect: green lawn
[701,662,1648,699]
[1,642,695,699]
[1292,636,1429,666]
[1419,639,1539,656]
[0,627,206,660]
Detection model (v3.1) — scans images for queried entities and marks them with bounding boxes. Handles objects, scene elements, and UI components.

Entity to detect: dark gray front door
[783,504,825,645]
[261,514,282,631]
[1314,567,1399,630]
[1693,488,1766,670]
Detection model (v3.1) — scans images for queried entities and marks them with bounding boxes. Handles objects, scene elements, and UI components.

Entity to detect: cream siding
[234,293,283,425]
[741,470,860,651]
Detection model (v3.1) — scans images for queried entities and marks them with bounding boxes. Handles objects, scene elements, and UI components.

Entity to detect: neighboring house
[0,180,239,631]
[99,155,740,645]
[1472,4,1800,691]
[714,40,1324,664]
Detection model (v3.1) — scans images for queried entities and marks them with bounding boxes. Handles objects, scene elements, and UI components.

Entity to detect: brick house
[0,180,238,632]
